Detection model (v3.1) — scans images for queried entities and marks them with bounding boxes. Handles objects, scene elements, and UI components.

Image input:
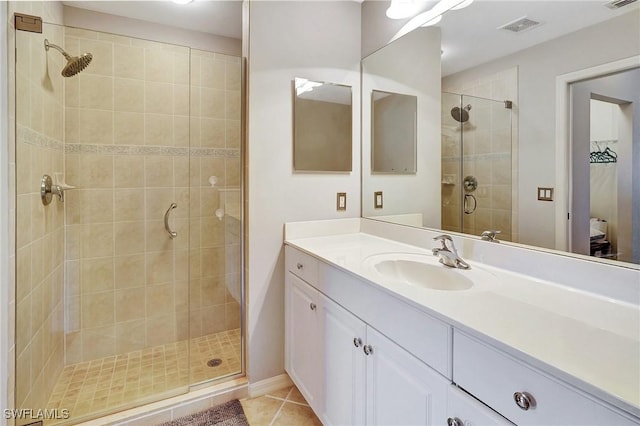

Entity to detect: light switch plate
[374,191,383,209]
[336,192,347,211]
[537,187,554,201]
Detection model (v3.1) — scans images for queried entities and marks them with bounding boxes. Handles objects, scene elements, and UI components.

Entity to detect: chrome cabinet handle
[309,303,316,311]
[296,263,303,270]
[513,392,535,411]
[164,203,177,239]
[363,345,373,355]
[353,337,363,348]
[447,418,463,426]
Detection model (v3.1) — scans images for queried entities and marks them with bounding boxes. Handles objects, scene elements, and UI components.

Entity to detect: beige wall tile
[146,283,174,314]
[115,287,146,322]
[145,220,174,253]
[146,251,174,285]
[145,82,173,114]
[79,74,114,110]
[114,254,146,289]
[80,38,113,77]
[115,78,145,113]
[145,114,173,146]
[200,88,225,119]
[79,154,114,188]
[83,325,116,359]
[201,58,225,90]
[81,257,114,294]
[80,189,114,224]
[226,120,241,149]
[145,48,174,83]
[226,94,241,120]
[81,223,114,258]
[146,314,176,347]
[115,221,146,256]
[115,319,146,353]
[115,189,145,221]
[114,44,145,80]
[82,291,115,328]
[115,156,145,188]
[226,62,241,91]
[114,112,145,145]
[201,118,225,148]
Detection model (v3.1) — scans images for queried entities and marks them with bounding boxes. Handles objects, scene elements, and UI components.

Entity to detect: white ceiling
[437,0,640,76]
[62,0,243,39]
[62,0,639,75]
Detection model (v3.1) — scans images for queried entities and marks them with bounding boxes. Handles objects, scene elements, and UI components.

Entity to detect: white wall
[362,27,442,227]
[442,10,640,249]
[247,1,361,383]
[63,5,241,55]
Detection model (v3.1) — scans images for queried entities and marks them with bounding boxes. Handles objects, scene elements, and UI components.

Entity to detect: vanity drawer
[285,246,319,286]
[453,331,638,426]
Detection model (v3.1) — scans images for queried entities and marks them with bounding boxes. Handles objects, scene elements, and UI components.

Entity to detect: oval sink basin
[364,253,476,291]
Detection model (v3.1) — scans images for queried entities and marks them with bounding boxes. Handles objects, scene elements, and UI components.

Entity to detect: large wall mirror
[361,1,640,267]
[293,78,353,172]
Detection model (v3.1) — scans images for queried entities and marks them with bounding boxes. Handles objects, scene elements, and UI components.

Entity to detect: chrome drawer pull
[363,344,373,355]
[513,391,535,411]
[447,418,463,426]
[309,303,316,311]
[353,337,362,348]
[296,263,303,270]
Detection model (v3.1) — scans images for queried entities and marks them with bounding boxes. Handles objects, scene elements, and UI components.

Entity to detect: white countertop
[285,231,640,417]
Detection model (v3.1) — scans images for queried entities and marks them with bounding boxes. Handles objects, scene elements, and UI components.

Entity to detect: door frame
[554,55,640,251]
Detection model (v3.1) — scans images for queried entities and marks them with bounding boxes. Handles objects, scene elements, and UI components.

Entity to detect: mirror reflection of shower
[44,38,93,77]
[451,104,471,122]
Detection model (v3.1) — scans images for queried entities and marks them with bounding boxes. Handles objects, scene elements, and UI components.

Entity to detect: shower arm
[44,39,72,61]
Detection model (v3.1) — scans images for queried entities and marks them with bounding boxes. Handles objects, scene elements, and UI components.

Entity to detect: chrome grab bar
[164,203,177,239]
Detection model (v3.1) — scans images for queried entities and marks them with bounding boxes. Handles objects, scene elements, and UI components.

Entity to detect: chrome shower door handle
[164,203,178,239]
[463,194,477,214]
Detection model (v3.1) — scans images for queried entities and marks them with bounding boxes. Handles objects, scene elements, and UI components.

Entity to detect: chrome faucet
[480,230,501,242]
[432,235,470,270]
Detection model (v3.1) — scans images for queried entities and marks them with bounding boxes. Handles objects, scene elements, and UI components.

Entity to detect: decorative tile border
[17,125,63,151]
[64,144,240,158]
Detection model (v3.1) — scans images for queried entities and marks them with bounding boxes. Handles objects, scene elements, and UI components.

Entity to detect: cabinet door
[285,273,322,412]
[447,385,513,426]
[320,294,367,426]
[366,327,448,426]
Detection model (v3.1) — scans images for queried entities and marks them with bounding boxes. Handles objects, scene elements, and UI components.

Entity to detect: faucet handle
[481,230,501,242]
[433,234,453,242]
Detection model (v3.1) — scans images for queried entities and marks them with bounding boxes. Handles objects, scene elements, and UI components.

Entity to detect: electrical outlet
[374,191,383,209]
[336,192,347,211]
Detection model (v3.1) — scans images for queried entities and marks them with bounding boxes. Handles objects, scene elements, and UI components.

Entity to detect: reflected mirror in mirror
[293,78,353,172]
[361,1,640,266]
[372,90,417,173]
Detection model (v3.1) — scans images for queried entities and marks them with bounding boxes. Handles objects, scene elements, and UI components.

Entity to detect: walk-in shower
[441,92,513,241]
[13,19,244,426]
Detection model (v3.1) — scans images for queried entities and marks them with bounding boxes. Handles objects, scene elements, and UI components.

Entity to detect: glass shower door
[14,23,192,425]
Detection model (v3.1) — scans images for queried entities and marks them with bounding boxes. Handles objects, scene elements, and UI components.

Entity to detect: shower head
[451,104,472,123]
[44,39,93,77]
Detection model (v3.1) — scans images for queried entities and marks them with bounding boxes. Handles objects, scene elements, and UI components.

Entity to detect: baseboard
[248,373,293,398]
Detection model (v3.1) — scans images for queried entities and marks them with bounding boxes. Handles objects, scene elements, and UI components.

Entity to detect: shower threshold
[44,329,241,425]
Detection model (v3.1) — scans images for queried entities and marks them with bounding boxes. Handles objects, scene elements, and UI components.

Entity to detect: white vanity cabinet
[453,331,639,426]
[446,385,513,426]
[285,246,450,425]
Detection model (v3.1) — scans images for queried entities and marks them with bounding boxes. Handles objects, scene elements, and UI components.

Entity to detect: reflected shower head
[451,104,472,123]
[44,39,92,77]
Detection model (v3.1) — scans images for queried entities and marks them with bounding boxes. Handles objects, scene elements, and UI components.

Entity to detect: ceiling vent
[498,16,542,33]
[604,0,638,9]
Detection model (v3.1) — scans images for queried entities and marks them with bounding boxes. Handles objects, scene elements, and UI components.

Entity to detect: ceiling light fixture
[386,0,429,20]
[172,0,194,5]
[391,0,475,42]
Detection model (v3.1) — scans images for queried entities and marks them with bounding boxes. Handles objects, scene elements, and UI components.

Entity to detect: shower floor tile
[45,329,241,425]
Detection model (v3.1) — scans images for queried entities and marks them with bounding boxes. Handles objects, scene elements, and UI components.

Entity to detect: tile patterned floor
[45,329,241,425]
[240,386,322,426]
